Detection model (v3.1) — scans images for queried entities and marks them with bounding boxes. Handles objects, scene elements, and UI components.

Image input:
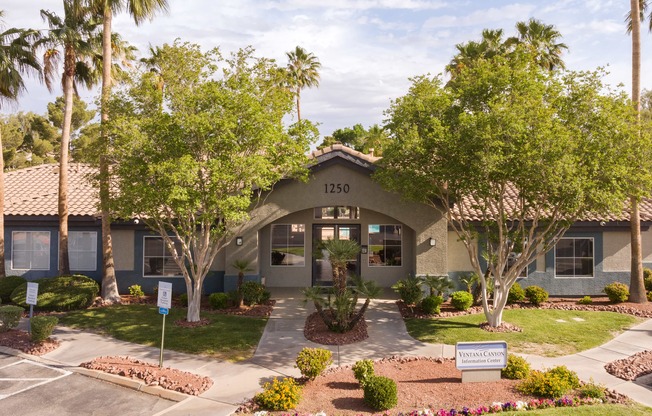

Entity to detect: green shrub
[420,295,443,314]
[391,275,423,305]
[178,293,188,307]
[254,377,302,411]
[240,281,269,306]
[0,276,26,303]
[0,305,24,332]
[603,282,629,303]
[30,315,58,343]
[579,379,606,400]
[501,354,531,380]
[578,296,593,305]
[10,275,99,311]
[352,359,375,388]
[644,268,652,291]
[648,291,652,302]
[208,292,229,309]
[128,284,145,298]
[507,282,526,304]
[524,285,549,306]
[363,376,398,410]
[295,347,332,380]
[450,291,474,311]
[518,366,580,398]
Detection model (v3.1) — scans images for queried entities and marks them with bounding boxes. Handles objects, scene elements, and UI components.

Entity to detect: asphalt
[4,288,652,415]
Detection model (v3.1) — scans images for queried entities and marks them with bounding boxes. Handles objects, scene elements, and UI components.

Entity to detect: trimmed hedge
[603,282,629,303]
[10,275,99,311]
[209,292,229,309]
[0,276,27,304]
[524,285,548,306]
[0,305,24,332]
[31,315,58,343]
[450,291,474,311]
[363,376,398,410]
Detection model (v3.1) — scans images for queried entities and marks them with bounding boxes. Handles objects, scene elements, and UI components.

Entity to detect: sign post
[157,282,173,368]
[25,282,39,334]
[455,341,508,383]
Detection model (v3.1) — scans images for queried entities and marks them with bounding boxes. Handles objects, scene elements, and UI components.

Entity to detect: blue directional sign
[159,307,169,315]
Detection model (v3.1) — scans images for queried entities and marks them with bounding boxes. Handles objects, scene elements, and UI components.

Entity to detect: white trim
[11,231,50,270]
[270,223,306,267]
[142,235,183,278]
[554,237,595,278]
[68,231,98,271]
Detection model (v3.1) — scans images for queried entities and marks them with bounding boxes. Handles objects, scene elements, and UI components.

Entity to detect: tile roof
[4,164,99,217]
[309,143,381,164]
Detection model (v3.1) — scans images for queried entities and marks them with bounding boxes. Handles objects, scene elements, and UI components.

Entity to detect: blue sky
[3,0,651,141]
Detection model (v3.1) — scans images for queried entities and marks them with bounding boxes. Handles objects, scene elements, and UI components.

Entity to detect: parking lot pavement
[0,353,178,416]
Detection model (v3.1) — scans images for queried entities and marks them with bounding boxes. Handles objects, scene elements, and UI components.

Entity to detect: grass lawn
[406,309,642,356]
[58,304,267,361]
[509,403,652,415]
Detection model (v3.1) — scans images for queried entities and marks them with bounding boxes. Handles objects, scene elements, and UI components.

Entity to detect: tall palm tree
[627,0,648,303]
[40,1,102,276]
[285,46,321,121]
[0,11,41,278]
[626,0,652,33]
[508,18,568,71]
[446,29,507,76]
[88,0,169,304]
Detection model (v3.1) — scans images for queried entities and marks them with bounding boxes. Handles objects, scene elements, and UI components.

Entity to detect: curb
[0,345,188,403]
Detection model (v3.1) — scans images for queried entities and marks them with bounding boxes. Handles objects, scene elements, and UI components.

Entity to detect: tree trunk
[186,282,201,322]
[99,7,120,303]
[629,0,647,303]
[296,89,301,121]
[58,67,74,276]
[238,271,244,308]
[0,129,5,278]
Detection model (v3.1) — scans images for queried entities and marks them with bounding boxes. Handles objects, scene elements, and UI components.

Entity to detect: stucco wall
[113,229,134,271]
[603,231,630,272]
[446,231,473,272]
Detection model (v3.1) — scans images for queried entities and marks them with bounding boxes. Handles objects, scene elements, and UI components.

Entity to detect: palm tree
[285,46,321,121]
[626,0,652,33]
[40,2,102,276]
[446,29,507,76]
[508,18,568,71]
[627,0,648,303]
[85,0,168,303]
[321,238,360,296]
[232,259,252,308]
[0,11,41,277]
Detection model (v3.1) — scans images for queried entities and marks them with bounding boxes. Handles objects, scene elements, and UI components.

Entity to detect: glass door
[312,224,360,286]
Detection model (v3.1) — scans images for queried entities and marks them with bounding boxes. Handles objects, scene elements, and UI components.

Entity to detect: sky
[2,0,652,141]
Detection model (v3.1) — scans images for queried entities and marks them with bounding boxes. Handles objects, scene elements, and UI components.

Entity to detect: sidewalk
[9,290,652,414]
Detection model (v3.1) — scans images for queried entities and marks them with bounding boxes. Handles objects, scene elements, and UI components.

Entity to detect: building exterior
[4,144,652,296]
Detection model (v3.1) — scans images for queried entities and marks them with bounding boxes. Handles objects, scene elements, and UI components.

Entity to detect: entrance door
[312,224,360,286]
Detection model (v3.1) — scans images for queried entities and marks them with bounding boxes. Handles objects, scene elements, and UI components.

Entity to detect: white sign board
[26,282,39,306]
[157,282,173,309]
[455,341,508,370]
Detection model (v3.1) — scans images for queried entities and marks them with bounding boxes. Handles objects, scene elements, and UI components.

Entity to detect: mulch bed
[0,329,60,355]
[605,350,652,381]
[304,311,369,345]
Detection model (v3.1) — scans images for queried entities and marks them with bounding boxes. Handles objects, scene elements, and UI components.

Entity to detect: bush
[648,291,652,302]
[30,315,58,343]
[524,285,549,306]
[578,296,593,305]
[391,275,423,305]
[128,284,145,298]
[178,293,188,307]
[296,347,332,380]
[507,282,526,304]
[240,281,269,306]
[644,268,652,291]
[420,295,443,315]
[10,275,99,311]
[254,377,302,411]
[363,376,398,410]
[209,292,229,309]
[518,366,580,398]
[501,354,531,380]
[352,359,375,388]
[603,282,629,303]
[579,379,606,400]
[450,291,474,311]
[0,275,26,303]
[0,305,24,332]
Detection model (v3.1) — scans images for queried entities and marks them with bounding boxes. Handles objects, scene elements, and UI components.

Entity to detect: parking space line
[0,359,72,400]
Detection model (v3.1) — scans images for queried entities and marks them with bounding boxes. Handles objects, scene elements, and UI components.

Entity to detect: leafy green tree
[285,46,321,121]
[232,259,252,308]
[88,0,169,304]
[47,95,98,163]
[377,48,652,327]
[1,112,58,169]
[318,123,389,155]
[107,42,314,322]
[0,10,42,277]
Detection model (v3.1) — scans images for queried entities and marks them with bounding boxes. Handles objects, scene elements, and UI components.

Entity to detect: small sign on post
[157,282,173,368]
[25,282,39,334]
[456,341,508,383]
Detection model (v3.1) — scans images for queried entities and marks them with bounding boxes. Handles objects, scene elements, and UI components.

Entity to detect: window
[314,206,359,220]
[271,224,305,266]
[143,236,183,277]
[69,231,97,271]
[507,253,528,278]
[12,231,50,270]
[368,225,402,266]
[555,237,594,277]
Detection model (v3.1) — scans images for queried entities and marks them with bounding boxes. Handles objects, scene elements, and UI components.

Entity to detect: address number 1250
[324,183,350,193]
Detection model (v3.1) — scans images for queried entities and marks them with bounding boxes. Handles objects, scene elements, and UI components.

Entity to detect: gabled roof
[309,144,380,171]
[4,164,98,216]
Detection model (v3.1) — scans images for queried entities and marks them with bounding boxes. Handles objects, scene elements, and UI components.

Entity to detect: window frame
[11,231,51,271]
[314,206,360,220]
[368,224,403,267]
[270,223,306,267]
[68,231,98,271]
[554,237,594,278]
[142,235,184,278]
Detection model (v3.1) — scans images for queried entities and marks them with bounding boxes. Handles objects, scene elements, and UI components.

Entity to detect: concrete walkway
[5,288,652,415]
